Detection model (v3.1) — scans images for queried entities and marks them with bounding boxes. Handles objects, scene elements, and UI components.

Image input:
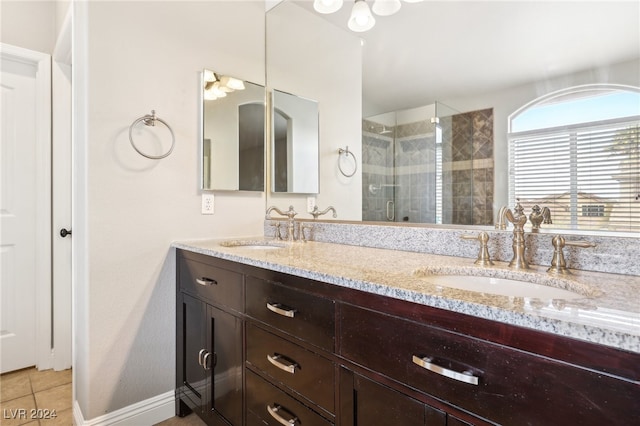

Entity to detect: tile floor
[0,367,72,426]
[0,368,205,426]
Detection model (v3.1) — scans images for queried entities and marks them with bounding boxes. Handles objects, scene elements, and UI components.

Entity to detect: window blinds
[509,116,640,232]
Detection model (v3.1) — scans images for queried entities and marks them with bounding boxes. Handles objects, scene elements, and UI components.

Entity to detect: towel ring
[338,146,357,177]
[129,110,175,159]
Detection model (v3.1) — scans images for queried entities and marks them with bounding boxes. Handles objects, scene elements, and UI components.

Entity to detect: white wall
[73,1,265,420]
[265,1,362,220]
[0,1,54,53]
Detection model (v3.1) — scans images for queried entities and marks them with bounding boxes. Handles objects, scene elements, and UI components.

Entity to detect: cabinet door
[343,370,446,426]
[179,293,207,413]
[208,304,243,426]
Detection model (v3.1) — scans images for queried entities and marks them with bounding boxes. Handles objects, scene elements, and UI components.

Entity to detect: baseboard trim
[73,391,175,425]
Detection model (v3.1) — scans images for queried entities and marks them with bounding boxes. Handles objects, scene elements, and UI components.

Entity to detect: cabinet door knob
[267,354,298,374]
[267,404,299,426]
[60,228,72,238]
[412,355,479,385]
[266,302,296,318]
[202,352,216,371]
[198,349,207,366]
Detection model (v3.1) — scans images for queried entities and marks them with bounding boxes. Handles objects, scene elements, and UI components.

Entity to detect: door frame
[51,8,73,371]
[1,43,52,370]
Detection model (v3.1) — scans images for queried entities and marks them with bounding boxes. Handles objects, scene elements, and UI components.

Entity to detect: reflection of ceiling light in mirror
[314,0,343,14]
[315,0,422,32]
[348,0,375,32]
[372,0,401,16]
[219,75,246,91]
[203,82,228,101]
[203,69,217,83]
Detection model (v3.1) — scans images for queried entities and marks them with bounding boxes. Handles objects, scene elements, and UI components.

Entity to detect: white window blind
[509,116,640,232]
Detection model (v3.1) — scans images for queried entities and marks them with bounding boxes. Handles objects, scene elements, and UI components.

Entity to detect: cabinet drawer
[339,303,640,426]
[246,323,335,414]
[179,256,243,311]
[246,370,333,426]
[246,276,334,351]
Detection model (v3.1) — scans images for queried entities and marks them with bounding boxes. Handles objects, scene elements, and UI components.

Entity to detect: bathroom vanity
[174,239,640,426]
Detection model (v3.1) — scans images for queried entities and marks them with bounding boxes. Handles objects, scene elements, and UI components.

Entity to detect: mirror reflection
[272,1,639,233]
[363,102,494,225]
[271,89,320,193]
[202,69,265,191]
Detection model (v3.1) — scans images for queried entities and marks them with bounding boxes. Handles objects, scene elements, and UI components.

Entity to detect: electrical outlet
[201,193,215,215]
[307,196,316,213]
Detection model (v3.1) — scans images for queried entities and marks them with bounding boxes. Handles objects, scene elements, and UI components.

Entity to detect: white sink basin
[426,274,585,300]
[413,266,603,300]
[219,240,286,250]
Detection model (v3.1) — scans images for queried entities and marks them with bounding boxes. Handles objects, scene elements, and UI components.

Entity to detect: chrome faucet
[265,205,298,242]
[529,205,552,232]
[309,205,337,220]
[504,202,529,269]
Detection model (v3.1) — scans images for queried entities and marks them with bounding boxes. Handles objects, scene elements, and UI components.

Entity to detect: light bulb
[211,82,227,98]
[314,0,343,14]
[220,75,245,91]
[202,69,217,83]
[348,0,375,32]
[372,0,401,16]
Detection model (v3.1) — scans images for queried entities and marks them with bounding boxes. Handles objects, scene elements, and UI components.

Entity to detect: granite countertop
[173,237,640,353]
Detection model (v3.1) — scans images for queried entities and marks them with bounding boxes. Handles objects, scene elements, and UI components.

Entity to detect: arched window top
[510,85,640,133]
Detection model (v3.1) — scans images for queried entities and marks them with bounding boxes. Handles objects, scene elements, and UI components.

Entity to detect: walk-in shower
[361,102,494,226]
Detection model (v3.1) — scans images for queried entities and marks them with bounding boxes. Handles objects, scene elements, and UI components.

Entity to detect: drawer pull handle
[267,404,299,426]
[196,277,217,286]
[267,354,298,374]
[266,302,296,318]
[412,355,479,386]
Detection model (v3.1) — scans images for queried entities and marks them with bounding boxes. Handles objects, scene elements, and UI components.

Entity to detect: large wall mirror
[272,89,320,193]
[202,69,265,191]
[267,1,639,233]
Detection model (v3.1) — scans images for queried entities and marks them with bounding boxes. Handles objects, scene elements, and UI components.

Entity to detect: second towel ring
[338,146,357,177]
[129,110,175,159]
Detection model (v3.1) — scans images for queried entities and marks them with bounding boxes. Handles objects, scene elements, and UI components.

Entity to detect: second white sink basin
[427,274,585,300]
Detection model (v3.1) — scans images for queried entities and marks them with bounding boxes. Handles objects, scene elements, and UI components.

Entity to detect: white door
[0,44,51,374]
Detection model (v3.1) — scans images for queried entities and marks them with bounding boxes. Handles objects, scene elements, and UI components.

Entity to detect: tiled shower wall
[362,108,494,225]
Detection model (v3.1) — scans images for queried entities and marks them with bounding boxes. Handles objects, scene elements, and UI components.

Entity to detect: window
[508,86,640,233]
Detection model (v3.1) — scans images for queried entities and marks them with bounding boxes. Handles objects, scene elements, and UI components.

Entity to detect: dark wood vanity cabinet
[339,368,448,425]
[176,249,640,426]
[176,251,244,426]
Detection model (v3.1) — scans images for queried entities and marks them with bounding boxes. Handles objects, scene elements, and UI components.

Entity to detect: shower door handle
[386,200,395,221]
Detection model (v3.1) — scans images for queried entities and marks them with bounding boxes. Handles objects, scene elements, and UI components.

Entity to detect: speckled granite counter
[173,238,640,353]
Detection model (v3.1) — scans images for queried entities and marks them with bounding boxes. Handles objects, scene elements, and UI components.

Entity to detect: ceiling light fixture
[372,0,401,16]
[203,72,245,101]
[313,0,344,14]
[348,0,376,32]
[315,0,422,33]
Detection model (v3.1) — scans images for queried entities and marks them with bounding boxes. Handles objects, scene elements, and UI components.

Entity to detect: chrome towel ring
[129,110,175,159]
[338,146,357,177]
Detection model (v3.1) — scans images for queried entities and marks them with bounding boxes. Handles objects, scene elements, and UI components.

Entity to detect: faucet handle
[270,222,283,241]
[460,232,494,266]
[547,235,596,275]
[285,205,298,219]
[300,223,313,243]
